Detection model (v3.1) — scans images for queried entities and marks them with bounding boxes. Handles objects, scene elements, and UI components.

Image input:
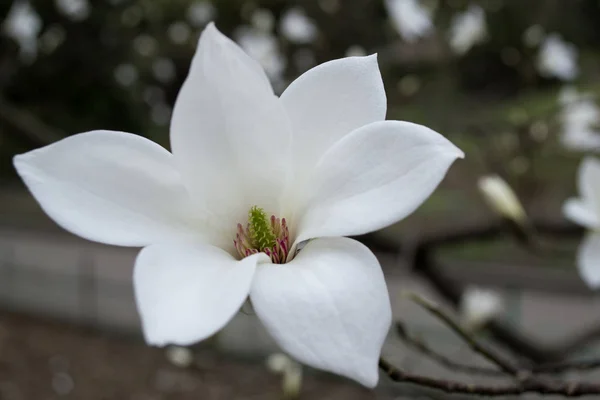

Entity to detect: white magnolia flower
[537,34,578,81]
[280,7,318,44]
[3,0,42,62]
[559,87,600,152]
[460,287,504,330]
[448,5,487,55]
[478,175,526,224]
[563,158,600,288]
[384,0,433,43]
[13,24,463,387]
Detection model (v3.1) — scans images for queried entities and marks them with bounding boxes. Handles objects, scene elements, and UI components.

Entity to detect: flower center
[234,206,290,264]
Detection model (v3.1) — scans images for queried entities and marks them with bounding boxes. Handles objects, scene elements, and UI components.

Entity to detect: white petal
[14,130,201,247]
[564,157,600,229]
[579,157,600,209]
[280,55,386,175]
[134,243,268,346]
[294,121,463,242]
[563,198,600,229]
[170,23,292,222]
[577,232,600,289]
[250,237,391,387]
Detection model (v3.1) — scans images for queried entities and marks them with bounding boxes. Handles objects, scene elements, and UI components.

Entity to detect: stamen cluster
[234,206,290,264]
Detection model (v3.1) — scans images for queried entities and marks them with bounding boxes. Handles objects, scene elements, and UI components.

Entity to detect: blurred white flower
[522,24,544,47]
[537,34,578,81]
[266,353,303,398]
[3,0,41,62]
[153,58,177,84]
[133,34,158,57]
[448,5,487,55]
[39,24,66,55]
[460,287,504,330]
[280,7,318,44]
[150,102,171,126]
[563,158,600,288]
[14,23,463,388]
[55,0,90,21]
[478,175,526,224]
[385,0,433,43]
[558,87,600,152]
[168,21,192,45]
[113,63,138,87]
[345,45,367,57]
[235,26,286,85]
[187,1,216,27]
[165,346,194,368]
[251,8,275,33]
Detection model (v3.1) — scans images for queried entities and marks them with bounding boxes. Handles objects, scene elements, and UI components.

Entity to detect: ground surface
[0,311,388,400]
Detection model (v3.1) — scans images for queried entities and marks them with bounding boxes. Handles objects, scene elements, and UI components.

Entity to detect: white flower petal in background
[558,87,600,152]
[345,45,367,57]
[55,0,90,22]
[478,175,526,224]
[460,287,504,330]
[385,0,433,43]
[266,353,303,398]
[251,237,391,388]
[165,346,194,368]
[3,0,41,62]
[537,34,578,81]
[235,26,286,85]
[280,7,318,44]
[577,232,600,288]
[563,158,600,288]
[448,5,487,55]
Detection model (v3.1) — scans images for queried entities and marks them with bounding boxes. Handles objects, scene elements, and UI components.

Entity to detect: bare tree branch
[396,322,504,377]
[379,357,600,397]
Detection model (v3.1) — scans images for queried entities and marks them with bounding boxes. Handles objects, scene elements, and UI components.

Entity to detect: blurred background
[1,0,600,398]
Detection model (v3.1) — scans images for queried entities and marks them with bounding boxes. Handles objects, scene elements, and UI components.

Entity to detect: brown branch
[398,324,600,377]
[405,292,522,377]
[396,322,504,377]
[379,357,600,397]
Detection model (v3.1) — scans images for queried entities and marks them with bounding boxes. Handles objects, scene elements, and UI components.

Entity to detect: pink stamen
[234,213,291,264]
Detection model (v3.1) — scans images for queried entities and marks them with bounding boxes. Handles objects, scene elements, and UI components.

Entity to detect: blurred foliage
[1,0,600,197]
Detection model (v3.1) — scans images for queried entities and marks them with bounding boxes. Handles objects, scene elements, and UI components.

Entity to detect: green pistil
[248,206,276,250]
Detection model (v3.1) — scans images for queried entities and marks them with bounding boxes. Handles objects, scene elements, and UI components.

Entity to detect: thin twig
[533,359,600,374]
[404,292,522,377]
[411,242,553,364]
[363,219,585,364]
[379,357,600,397]
[396,322,504,377]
